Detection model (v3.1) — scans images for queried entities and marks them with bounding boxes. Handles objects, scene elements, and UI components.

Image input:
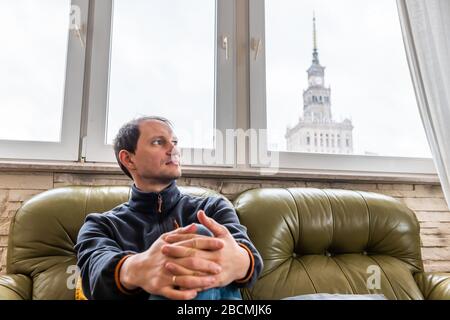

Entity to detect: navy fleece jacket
[75,181,263,300]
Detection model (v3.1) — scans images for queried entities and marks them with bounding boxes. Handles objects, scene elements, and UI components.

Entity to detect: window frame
[0,0,437,177]
[0,0,88,161]
[248,0,436,175]
[83,0,236,167]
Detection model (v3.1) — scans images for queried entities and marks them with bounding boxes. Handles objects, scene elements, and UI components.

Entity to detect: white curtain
[397,0,450,207]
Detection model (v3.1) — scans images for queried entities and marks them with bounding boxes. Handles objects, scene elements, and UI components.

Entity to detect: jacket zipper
[157,193,167,233]
[157,194,163,213]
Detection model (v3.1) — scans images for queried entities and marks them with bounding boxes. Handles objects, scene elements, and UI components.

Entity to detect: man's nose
[167,142,179,155]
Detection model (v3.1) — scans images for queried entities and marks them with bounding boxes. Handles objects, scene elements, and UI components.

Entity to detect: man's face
[129,120,181,183]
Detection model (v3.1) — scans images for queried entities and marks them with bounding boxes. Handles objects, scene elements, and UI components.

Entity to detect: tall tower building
[285,14,353,154]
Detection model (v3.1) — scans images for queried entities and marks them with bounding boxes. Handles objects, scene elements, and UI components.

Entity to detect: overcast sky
[108,0,215,148]
[0,0,69,142]
[0,0,432,158]
[265,0,431,157]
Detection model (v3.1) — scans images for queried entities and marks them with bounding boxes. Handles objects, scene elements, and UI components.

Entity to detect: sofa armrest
[0,274,32,300]
[414,272,450,300]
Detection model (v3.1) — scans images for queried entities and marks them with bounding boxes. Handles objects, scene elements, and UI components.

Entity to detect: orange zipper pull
[157,194,162,213]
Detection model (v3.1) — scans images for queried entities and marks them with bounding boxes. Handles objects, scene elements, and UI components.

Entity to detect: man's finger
[166,259,221,275]
[176,237,224,250]
[173,223,197,234]
[162,238,223,256]
[159,286,197,300]
[173,275,216,290]
[165,262,210,276]
[162,224,197,241]
[164,233,209,244]
[197,210,228,237]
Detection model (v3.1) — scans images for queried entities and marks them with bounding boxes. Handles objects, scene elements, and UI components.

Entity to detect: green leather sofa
[0,186,449,300]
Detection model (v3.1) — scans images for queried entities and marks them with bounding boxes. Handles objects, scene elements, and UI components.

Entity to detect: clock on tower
[310,76,323,86]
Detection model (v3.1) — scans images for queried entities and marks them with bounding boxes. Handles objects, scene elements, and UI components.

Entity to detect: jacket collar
[129,181,181,214]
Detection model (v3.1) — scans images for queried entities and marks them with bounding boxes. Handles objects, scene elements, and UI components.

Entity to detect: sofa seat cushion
[6,185,224,300]
[234,188,424,300]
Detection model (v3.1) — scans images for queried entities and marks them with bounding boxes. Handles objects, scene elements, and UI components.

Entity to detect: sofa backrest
[234,188,425,300]
[6,185,222,300]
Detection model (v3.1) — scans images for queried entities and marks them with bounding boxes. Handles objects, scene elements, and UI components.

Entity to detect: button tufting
[292,252,297,258]
[325,251,332,257]
[362,250,368,255]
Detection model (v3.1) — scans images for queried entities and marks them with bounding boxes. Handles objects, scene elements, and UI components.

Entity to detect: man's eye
[172,140,178,146]
[152,139,163,145]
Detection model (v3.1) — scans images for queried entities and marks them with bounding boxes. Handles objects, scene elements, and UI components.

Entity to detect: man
[75,116,263,300]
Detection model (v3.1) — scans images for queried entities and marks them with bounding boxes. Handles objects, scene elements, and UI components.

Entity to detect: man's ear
[118,150,136,171]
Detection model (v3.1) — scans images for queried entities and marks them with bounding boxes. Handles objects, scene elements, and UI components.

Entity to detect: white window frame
[84,0,236,167]
[0,0,88,161]
[248,0,436,175]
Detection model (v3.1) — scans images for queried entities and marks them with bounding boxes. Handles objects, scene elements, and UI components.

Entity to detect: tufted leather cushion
[234,188,424,300]
[6,185,223,300]
[4,185,445,300]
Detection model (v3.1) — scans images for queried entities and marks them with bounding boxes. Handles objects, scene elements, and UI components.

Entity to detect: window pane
[265,0,431,158]
[0,0,70,142]
[107,0,215,149]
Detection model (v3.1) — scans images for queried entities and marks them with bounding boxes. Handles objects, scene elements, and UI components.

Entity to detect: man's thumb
[197,210,227,237]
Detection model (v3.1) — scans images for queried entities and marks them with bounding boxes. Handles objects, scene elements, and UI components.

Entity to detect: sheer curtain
[397,0,450,207]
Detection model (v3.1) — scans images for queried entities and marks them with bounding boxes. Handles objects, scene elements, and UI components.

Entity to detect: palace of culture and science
[285,15,353,154]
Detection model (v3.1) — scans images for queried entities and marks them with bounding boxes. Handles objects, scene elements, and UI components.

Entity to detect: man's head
[113,116,181,188]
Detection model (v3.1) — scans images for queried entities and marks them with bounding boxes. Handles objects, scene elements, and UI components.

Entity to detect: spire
[312,12,319,64]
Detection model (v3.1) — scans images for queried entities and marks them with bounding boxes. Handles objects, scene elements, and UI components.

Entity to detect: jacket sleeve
[74,214,146,300]
[207,198,264,288]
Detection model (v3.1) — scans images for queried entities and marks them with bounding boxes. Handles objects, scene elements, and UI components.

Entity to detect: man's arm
[118,224,223,299]
[76,215,222,300]
[162,198,264,288]
[75,214,144,300]
[208,198,263,287]
[196,210,255,286]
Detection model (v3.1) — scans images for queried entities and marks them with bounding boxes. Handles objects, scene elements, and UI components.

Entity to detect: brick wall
[1,171,449,274]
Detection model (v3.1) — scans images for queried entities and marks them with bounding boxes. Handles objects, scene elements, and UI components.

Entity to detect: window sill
[0,160,440,184]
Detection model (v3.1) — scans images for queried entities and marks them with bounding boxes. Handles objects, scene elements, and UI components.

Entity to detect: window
[107,0,215,148]
[84,0,235,163]
[0,0,87,160]
[250,0,435,174]
[1,0,437,176]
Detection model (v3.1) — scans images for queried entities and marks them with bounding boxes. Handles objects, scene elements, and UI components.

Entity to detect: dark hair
[113,116,173,179]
